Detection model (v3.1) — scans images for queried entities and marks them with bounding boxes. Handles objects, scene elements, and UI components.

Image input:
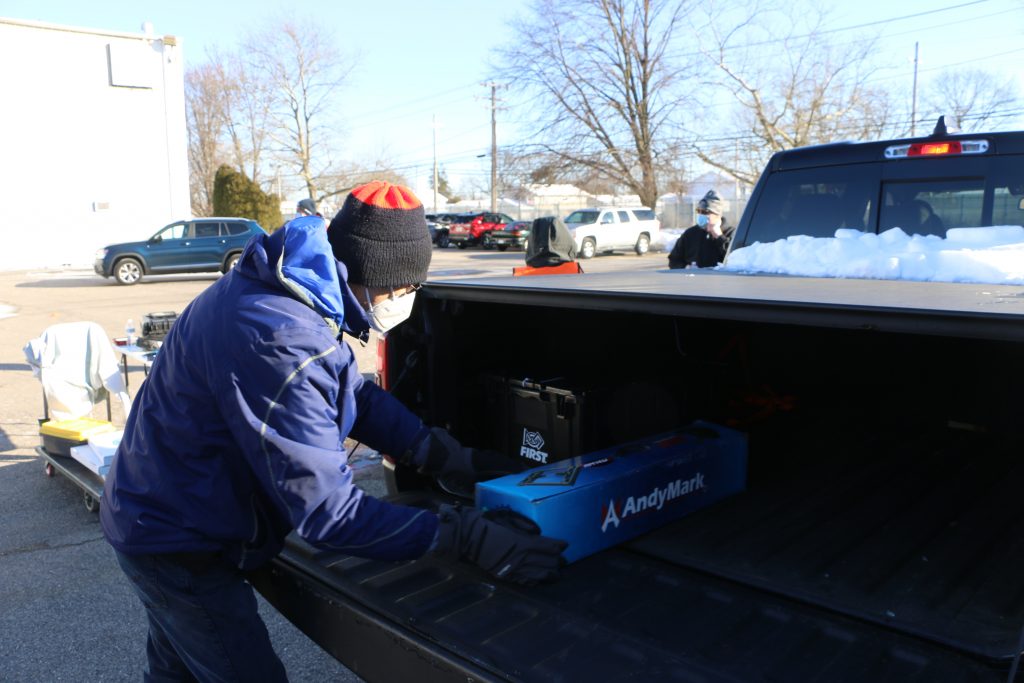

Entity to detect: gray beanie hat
[326,181,432,287]
[296,198,317,215]
[698,190,724,215]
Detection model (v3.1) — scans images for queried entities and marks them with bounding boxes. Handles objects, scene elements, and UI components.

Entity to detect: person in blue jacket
[101,180,567,682]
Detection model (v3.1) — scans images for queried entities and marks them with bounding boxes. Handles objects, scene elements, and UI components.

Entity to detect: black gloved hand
[413,427,514,480]
[433,504,568,585]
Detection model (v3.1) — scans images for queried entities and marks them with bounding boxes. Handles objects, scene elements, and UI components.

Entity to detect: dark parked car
[94,217,266,285]
[425,212,462,249]
[487,219,532,251]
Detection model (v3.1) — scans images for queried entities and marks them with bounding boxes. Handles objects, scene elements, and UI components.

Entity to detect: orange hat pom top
[350,180,422,210]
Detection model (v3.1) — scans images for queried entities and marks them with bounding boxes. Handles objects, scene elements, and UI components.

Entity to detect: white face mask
[363,289,417,333]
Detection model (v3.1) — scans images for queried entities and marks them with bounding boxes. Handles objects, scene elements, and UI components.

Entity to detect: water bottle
[125,318,136,346]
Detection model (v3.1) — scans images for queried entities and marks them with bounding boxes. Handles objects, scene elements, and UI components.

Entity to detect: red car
[447,211,516,249]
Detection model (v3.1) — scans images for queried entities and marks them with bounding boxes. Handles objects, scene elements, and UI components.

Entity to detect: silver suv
[564,207,660,258]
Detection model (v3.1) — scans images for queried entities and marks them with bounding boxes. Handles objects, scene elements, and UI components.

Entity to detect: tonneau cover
[423,270,1024,342]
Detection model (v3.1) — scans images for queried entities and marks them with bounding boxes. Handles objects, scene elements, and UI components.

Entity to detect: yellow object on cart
[40,418,116,457]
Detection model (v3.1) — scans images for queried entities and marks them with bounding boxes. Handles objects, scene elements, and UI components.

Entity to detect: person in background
[296,197,321,218]
[668,189,734,269]
[102,180,567,682]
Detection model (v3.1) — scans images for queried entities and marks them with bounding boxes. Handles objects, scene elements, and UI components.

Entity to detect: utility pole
[489,83,498,213]
[432,114,439,213]
[911,41,919,136]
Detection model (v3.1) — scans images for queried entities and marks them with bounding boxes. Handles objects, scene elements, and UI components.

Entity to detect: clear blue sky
[2,0,1022,196]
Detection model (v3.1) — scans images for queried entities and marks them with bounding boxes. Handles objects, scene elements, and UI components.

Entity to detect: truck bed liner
[628,428,1024,661]
[259,490,1006,682]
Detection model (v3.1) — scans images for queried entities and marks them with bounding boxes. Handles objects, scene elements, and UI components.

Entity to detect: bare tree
[244,17,357,202]
[217,52,275,185]
[921,68,1020,133]
[185,62,229,216]
[497,0,691,209]
[497,148,544,203]
[693,5,895,186]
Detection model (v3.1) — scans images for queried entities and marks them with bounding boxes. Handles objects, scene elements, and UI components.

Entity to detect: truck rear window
[879,179,984,236]
[743,156,1024,245]
[746,165,880,244]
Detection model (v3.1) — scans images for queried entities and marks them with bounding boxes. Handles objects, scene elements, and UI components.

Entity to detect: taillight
[375,334,388,389]
[910,141,960,156]
[885,139,988,159]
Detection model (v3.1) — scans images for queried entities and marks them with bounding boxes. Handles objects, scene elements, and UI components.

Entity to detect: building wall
[0,18,189,270]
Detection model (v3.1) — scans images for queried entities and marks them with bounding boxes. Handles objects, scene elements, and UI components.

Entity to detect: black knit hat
[327,181,432,287]
[296,198,317,215]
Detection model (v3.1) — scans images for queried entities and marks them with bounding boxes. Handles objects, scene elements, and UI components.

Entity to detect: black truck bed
[631,427,1024,661]
[256,510,1004,683]
[254,424,1022,682]
[253,270,1024,682]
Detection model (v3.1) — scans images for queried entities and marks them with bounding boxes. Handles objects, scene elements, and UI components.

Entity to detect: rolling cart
[36,445,105,513]
[26,321,132,514]
[37,391,113,514]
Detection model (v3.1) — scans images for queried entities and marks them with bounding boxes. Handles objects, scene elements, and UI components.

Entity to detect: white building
[0,18,189,270]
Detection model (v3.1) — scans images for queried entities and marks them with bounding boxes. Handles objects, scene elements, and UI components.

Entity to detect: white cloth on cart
[23,321,132,421]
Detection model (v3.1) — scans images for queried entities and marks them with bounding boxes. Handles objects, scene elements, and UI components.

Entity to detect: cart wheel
[83,492,99,513]
[44,463,55,477]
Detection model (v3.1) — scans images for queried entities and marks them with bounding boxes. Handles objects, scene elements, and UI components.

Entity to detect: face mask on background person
[696,213,709,228]
[364,289,418,333]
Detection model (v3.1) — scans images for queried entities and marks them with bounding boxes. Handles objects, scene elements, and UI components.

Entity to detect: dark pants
[114,549,288,683]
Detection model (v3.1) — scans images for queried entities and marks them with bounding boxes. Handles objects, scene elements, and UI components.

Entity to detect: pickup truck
[249,122,1024,682]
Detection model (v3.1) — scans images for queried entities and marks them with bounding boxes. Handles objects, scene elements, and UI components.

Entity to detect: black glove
[412,427,514,480]
[433,504,568,585]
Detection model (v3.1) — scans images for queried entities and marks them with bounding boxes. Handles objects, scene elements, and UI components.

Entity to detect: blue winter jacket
[101,217,437,568]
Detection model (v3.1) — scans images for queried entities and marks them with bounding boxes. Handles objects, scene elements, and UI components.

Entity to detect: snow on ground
[654,228,685,252]
[721,226,1024,285]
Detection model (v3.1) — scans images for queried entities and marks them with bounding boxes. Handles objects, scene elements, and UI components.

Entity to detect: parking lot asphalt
[0,245,666,681]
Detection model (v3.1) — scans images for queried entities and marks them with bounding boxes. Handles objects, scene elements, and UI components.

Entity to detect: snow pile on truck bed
[723,226,1024,284]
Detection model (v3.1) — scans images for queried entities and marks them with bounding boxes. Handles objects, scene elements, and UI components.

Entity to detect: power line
[667,0,994,59]
[789,0,992,38]
[667,5,1023,63]
[867,46,1024,83]
[342,81,481,123]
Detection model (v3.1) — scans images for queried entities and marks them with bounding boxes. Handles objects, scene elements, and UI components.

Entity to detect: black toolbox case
[485,375,621,467]
[484,374,684,468]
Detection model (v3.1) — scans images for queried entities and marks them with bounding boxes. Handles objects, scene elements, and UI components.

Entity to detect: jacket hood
[235,216,371,336]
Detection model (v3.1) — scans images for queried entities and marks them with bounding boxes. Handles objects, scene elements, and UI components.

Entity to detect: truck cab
[730,118,1024,251]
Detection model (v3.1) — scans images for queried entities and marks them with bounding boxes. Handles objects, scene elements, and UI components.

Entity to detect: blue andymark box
[476,421,747,563]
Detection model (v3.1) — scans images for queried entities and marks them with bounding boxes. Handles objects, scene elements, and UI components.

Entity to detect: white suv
[564,207,660,259]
